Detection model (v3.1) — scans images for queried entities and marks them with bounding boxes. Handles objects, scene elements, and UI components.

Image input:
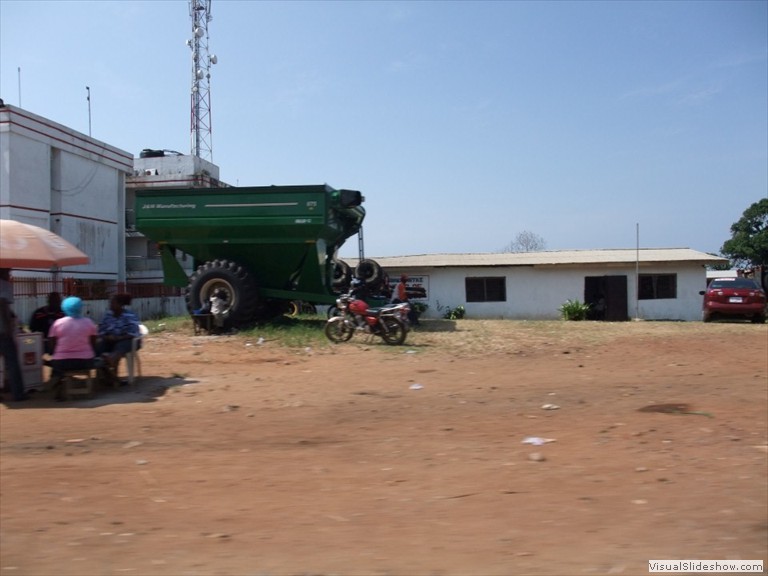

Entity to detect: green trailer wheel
[187,260,260,328]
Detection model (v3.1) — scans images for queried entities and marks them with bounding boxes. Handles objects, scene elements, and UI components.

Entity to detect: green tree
[720,198,768,268]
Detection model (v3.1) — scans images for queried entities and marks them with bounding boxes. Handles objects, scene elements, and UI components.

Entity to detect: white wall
[0,105,132,281]
[635,264,707,321]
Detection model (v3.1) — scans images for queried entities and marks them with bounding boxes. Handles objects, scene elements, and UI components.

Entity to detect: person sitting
[29,291,64,354]
[97,293,141,373]
[209,289,229,332]
[48,296,98,401]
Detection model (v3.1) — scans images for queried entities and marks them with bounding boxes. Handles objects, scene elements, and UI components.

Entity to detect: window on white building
[465,277,506,302]
[638,273,677,300]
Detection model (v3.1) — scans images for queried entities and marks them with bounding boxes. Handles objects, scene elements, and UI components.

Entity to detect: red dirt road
[1,320,766,576]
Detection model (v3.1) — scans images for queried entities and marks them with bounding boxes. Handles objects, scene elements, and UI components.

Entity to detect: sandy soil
[1,319,767,576]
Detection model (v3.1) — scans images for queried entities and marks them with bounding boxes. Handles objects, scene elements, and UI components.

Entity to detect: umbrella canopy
[0,219,90,268]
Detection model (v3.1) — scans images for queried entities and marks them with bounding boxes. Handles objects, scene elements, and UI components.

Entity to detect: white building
[0,104,210,321]
[0,103,132,284]
[349,249,727,322]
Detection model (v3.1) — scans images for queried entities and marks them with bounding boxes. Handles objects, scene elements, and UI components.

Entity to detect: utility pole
[86,86,91,136]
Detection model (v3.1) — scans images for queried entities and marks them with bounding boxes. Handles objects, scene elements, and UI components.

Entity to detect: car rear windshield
[709,278,761,290]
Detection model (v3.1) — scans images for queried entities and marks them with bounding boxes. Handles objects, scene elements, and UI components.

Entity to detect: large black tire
[355,259,382,286]
[332,260,351,289]
[324,316,354,343]
[285,301,302,317]
[379,317,407,345]
[284,301,317,317]
[187,260,259,329]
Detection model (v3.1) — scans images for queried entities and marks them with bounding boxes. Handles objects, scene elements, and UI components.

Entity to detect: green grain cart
[135,184,371,328]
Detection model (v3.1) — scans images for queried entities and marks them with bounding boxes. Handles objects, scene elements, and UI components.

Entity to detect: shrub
[443,305,466,320]
[559,299,591,321]
[411,302,429,314]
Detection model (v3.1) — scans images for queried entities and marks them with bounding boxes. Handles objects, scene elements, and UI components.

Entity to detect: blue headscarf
[61,296,83,318]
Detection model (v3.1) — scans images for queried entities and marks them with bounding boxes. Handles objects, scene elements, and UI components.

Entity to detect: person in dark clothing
[0,269,27,402]
[97,293,141,369]
[29,291,64,354]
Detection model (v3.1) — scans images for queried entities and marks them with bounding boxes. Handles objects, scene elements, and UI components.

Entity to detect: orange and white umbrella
[0,219,90,268]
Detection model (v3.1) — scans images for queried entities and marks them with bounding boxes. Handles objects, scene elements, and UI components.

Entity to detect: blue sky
[1,0,766,259]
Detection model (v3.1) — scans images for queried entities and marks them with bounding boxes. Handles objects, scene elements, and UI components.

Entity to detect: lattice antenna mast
[187,0,217,160]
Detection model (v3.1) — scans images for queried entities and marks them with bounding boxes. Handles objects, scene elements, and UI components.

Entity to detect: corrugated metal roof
[343,249,726,268]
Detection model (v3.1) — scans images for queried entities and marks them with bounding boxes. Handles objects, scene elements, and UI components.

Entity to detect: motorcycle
[324,290,409,345]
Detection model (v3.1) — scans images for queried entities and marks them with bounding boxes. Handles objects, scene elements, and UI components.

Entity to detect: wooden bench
[59,368,99,400]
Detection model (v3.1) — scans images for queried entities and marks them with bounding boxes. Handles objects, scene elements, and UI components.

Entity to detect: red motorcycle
[324,290,409,346]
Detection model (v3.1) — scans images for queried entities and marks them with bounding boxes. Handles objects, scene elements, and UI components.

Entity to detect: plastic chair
[123,324,148,385]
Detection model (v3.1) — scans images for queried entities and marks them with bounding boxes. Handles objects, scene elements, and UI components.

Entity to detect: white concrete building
[0,105,226,320]
[0,103,133,283]
[349,249,727,322]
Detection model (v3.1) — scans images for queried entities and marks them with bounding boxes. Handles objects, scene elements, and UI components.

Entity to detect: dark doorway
[584,275,628,321]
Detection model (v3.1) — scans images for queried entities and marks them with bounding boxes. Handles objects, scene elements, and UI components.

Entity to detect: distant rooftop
[346,248,726,268]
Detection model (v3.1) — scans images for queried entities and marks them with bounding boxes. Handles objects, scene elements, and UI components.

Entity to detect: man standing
[391,274,408,305]
[0,269,27,402]
[391,274,419,326]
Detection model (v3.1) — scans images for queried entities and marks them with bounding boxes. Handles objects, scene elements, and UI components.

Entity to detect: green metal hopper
[135,184,365,326]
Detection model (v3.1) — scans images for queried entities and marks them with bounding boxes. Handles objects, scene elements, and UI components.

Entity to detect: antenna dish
[194,27,204,37]
[210,54,218,65]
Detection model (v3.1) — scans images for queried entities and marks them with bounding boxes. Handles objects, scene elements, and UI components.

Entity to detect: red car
[700,277,767,323]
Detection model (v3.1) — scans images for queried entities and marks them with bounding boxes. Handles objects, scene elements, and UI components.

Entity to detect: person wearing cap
[391,274,409,304]
[391,274,419,326]
[48,296,98,399]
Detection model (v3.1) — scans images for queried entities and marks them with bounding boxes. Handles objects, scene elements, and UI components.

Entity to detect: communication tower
[187,0,217,160]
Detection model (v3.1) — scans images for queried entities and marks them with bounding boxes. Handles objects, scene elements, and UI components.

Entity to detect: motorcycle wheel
[379,317,407,345]
[324,316,354,343]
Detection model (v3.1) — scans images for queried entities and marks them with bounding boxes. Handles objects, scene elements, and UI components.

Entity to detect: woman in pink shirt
[48,297,98,396]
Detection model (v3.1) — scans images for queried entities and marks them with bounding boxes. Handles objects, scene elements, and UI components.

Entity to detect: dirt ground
[1,319,767,576]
